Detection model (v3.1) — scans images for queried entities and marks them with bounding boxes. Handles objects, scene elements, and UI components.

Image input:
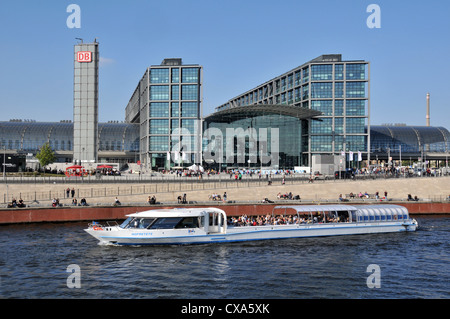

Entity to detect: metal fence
[2,173,448,205]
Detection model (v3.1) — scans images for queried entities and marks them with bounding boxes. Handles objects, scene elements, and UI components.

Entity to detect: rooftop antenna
[426,93,430,127]
[75,38,83,43]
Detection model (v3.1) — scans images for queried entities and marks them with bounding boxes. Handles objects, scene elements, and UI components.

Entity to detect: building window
[150,86,169,100]
[181,102,198,117]
[311,100,333,116]
[171,119,179,133]
[149,102,169,117]
[149,136,169,151]
[181,68,199,83]
[334,118,344,134]
[302,67,309,83]
[311,117,332,134]
[335,64,344,80]
[334,135,344,152]
[302,84,309,100]
[311,136,332,152]
[171,102,179,117]
[150,69,169,84]
[346,64,366,80]
[346,118,365,134]
[181,119,197,134]
[295,71,301,86]
[171,85,179,100]
[149,119,169,134]
[181,85,198,100]
[346,82,366,98]
[311,64,333,81]
[311,82,333,99]
[346,100,366,116]
[171,68,179,83]
[335,82,344,98]
[335,100,344,116]
[346,135,366,152]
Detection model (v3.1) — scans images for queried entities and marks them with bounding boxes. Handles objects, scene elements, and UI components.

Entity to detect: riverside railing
[2,174,449,205]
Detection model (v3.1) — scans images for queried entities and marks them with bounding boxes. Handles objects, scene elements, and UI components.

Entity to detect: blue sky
[0,0,449,128]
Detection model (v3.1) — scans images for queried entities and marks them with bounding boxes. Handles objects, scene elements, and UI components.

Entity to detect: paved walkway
[1,176,449,206]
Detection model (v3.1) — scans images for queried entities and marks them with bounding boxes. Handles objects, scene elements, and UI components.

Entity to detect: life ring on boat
[93,225,103,231]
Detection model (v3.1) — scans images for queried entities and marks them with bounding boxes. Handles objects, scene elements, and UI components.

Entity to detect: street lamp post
[3,146,6,180]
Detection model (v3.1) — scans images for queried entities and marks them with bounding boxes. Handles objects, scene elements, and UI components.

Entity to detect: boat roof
[126,207,226,218]
[274,204,408,214]
[274,205,358,213]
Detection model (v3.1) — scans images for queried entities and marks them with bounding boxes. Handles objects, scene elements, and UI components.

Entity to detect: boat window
[141,218,156,228]
[149,217,183,229]
[124,218,156,229]
[120,217,133,228]
[336,210,350,222]
[175,217,200,229]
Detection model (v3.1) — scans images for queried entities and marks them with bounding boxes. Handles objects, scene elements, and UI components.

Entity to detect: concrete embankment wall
[0,202,448,225]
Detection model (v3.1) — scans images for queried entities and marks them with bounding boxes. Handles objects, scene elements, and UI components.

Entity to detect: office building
[211,54,370,168]
[125,58,203,170]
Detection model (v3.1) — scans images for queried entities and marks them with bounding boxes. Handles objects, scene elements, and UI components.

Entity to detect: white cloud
[99,56,115,67]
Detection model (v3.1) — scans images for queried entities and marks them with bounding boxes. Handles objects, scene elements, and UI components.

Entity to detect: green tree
[36,142,56,173]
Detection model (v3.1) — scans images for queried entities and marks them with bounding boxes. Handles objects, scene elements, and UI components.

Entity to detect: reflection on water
[0,217,449,299]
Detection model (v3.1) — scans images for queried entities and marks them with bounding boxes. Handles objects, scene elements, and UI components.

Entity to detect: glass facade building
[369,125,450,161]
[213,55,370,166]
[203,105,321,169]
[0,121,139,168]
[125,58,202,170]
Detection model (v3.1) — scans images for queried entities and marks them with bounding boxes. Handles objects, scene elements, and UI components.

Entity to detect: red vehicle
[65,165,88,177]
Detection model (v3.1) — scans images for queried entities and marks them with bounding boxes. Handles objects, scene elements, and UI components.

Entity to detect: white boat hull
[85,220,418,246]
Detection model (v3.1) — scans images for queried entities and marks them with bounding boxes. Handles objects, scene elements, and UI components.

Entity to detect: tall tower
[426,93,430,126]
[73,40,99,164]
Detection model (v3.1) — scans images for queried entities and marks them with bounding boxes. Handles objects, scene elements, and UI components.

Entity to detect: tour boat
[84,204,418,245]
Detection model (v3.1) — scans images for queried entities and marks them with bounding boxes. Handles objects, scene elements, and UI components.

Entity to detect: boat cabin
[273,204,410,224]
[353,205,409,222]
[119,208,227,234]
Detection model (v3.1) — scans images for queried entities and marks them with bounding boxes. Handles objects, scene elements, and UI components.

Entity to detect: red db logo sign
[77,51,92,62]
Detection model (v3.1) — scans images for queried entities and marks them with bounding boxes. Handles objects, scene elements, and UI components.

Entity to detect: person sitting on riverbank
[114,197,121,206]
[147,195,156,205]
[72,198,78,206]
[80,198,88,206]
[7,198,18,208]
[339,194,348,202]
[52,198,61,207]
[209,193,221,201]
[17,198,26,208]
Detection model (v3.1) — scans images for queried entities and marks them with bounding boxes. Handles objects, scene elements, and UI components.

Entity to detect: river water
[0,216,448,300]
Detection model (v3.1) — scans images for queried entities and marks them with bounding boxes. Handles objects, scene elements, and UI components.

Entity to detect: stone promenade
[1,176,449,206]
